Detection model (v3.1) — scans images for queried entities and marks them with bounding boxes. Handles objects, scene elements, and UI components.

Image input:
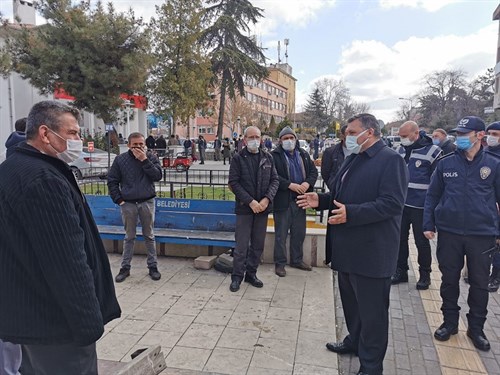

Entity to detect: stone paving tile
[153,313,196,333]
[203,347,253,375]
[112,318,156,336]
[250,337,296,372]
[165,347,212,371]
[216,326,260,351]
[201,293,241,311]
[293,363,336,374]
[193,308,233,326]
[176,323,224,349]
[295,330,338,370]
[97,331,141,361]
[266,306,302,321]
[138,329,184,348]
[260,318,300,342]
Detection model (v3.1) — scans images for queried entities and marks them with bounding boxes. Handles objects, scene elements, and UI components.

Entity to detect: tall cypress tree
[199,0,268,139]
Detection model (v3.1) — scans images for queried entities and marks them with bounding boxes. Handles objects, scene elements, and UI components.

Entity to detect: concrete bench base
[102,227,328,267]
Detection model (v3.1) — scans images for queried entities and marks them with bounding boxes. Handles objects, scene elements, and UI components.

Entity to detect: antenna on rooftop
[277,40,281,64]
[284,38,289,64]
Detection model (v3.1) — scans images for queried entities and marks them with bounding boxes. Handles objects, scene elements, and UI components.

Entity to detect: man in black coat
[272,126,317,277]
[432,128,456,156]
[298,113,408,375]
[228,126,279,292]
[0,100,121,374]
[321,124,347,192]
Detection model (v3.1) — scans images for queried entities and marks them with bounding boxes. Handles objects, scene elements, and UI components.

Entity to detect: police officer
[423,116,500,352]
[485,121,500,292]
[392,121,441,290]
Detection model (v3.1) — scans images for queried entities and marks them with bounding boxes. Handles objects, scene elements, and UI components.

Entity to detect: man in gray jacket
[108,132,163,282]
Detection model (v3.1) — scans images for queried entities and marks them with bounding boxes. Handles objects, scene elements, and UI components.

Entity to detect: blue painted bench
[85,195,236,256]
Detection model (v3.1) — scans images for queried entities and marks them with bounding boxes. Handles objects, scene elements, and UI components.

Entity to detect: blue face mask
[432,139,440,146]
[456,135,474,150]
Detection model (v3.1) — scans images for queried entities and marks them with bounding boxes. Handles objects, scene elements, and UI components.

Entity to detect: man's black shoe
[325,341,357,355]
[115,268,130,283]
[275,265,286,277]
[467,329,490,351]
[416,271,431,290]
[244,274,263,288]
[391,268,408,284]
[148,267,161,281]
[434,323,458,341]
[230,279,241,292]
[488,277,500,292]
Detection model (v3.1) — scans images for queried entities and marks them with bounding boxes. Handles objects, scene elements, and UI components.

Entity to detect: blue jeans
[120,199,158,270]
[0,339,21,375]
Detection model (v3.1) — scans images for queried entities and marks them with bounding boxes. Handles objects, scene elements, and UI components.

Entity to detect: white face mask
[282,139,296,151]
[50,130,83,163]
[487,135,500,148]
[400,137,414,147]
[345,129,368,154]
[246,139,260,153]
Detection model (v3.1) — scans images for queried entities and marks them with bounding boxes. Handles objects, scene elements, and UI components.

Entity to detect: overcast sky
[1,0,498,122]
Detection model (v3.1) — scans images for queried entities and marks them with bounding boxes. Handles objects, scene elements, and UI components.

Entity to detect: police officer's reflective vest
[397,144,442,208]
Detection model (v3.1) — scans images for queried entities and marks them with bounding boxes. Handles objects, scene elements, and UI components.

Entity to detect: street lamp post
[398,97,413,120]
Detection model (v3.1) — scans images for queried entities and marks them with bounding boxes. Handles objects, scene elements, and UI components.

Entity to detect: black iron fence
[77,168,327,222]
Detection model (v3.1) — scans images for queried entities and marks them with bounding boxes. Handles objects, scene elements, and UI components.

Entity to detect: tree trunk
[217,82,227,140]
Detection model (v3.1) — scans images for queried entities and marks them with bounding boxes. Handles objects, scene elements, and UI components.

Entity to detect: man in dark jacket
[108,132,163,282]
[4,117,27,160]
[155,134,167,156]
[297,113,408,375]
[321,125,348,192]
[432,128,456,156]
[485,121,500,292]
[0,100,121,374]
[424,116,500,352]
[272,126,317,277]
[145,133,156,150]
[391,122,442,289]
[228,126,279,292]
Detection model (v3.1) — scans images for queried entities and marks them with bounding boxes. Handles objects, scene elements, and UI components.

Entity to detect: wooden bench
[86,195,236,256]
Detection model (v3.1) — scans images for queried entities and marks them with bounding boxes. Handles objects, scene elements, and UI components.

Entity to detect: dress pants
[436,231,493,330]
[232,213,268,280]
[20,342,97,375]
[397,206,431,272]
[273,201,306,266]
[338,271,391,375]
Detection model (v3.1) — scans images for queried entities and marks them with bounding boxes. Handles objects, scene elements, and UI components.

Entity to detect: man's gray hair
[26,100,81,140]
[347,113,381,137]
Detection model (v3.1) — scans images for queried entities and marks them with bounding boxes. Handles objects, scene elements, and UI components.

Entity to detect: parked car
[386,136,401,149]
[69,147,116,180]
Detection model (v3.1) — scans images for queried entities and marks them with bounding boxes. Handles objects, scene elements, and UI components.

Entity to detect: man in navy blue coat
[424,116,500,352]
[298,113,408,375]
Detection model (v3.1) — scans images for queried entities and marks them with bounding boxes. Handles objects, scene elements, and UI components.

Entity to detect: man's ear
[39,125,51,144]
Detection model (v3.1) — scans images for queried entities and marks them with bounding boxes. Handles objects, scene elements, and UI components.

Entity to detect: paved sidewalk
[98,254,337,374]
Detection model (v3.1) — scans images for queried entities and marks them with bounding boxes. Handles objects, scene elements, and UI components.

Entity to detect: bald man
[392,122,442,289]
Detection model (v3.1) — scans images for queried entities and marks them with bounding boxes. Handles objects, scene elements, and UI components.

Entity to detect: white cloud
[251,0,337,36]
[378,0,461,12]
[331,24,497,122]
